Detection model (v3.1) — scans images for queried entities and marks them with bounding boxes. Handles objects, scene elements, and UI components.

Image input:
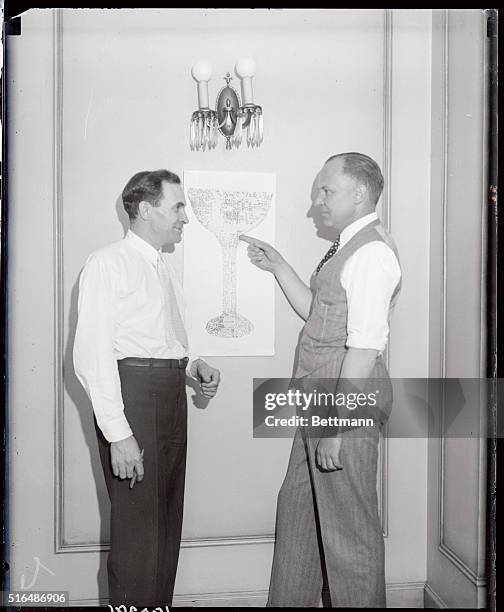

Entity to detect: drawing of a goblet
[187,187,273,338]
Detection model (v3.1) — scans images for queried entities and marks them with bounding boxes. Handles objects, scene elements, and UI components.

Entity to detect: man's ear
[137,200,151,220]
[353,184,368,204]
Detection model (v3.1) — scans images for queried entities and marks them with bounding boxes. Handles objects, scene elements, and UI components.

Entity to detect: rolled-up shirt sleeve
[73,254,133,443]
[341,241,401,352]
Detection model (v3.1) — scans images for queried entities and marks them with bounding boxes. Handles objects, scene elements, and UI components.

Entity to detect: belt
[119,357,189,369]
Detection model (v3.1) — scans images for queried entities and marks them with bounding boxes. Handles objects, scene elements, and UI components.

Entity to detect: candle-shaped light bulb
[191,61,212,110]
[235,57,256,106]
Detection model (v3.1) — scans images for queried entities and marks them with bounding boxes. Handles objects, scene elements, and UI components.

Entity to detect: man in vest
[74,169,221,606]
[240,152,401,607]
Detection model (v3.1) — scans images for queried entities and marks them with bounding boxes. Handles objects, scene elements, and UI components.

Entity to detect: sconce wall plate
[190,59,263,152]
[216,80,240,139]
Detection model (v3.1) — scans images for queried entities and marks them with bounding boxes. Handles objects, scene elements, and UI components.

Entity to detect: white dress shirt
[337,212,401,352]
[73,230,200,443]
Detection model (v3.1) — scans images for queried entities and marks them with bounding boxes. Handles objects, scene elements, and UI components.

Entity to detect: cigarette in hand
[129,449,144,489]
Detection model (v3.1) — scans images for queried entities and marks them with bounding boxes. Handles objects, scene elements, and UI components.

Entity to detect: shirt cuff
[99,414,133,443]
[186,354,206,380]
[346,333,387,352]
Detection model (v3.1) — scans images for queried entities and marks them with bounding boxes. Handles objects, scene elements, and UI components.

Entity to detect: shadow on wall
[64,278,110,601]
[116,194,129,237]
[63,200,210,600]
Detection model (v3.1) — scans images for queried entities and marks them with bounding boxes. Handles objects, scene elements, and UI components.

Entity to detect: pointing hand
[239,235,285,273]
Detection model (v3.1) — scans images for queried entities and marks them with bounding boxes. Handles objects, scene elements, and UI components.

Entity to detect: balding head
[325,152,384,207]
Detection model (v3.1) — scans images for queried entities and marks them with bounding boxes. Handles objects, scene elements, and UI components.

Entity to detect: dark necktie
[315,236,341,275]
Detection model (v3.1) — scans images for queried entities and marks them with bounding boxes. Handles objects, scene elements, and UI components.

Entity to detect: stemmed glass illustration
[187,187,273,338]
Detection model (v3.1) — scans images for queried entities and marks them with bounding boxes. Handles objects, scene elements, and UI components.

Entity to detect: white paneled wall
[6,9,447,606]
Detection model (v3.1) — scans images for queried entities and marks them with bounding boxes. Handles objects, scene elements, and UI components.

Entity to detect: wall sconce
[190,58,263,151]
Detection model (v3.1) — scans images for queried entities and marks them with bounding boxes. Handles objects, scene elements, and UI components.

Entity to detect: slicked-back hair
[326,152,384,206]
[122,169,181,221]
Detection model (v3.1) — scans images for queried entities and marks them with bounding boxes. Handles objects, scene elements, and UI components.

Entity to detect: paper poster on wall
[183,170,276,356]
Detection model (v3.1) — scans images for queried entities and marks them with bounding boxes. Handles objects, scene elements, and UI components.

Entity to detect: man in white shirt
[73,169,221,607]
[241,153,401,607]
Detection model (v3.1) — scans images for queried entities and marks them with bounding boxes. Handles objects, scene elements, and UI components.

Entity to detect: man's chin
[321,216,335,227]
[162,233,182,247]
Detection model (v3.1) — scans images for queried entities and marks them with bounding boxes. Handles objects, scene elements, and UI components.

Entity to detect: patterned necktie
[315,236,341,275]
[156,255,188,349]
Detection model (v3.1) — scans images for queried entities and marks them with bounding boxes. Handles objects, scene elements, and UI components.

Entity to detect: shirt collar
[339,212,378,249]
[125,229,160,266]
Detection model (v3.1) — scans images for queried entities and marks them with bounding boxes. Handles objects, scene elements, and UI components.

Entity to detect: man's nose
[313,192,324,207]
[180,208,189,223]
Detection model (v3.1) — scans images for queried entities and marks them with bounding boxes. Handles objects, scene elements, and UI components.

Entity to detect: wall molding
[382,8,393,236]
[378,429,389,538]
[424,582,448,608]
[53,9,391,552]
[175,589,268,607]
[57,533,275,554]
[386,581,425,608]
[70,581,427,608]
[440,10,449,381]
[53,6,66,556]
[51,10,278,555]
[378,7,393,540]
[436,9,487,592]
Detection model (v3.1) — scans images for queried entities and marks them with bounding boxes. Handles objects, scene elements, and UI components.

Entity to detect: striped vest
[295,218,401,381]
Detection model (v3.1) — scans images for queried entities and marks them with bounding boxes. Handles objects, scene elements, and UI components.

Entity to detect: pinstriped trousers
[267,425,385,607]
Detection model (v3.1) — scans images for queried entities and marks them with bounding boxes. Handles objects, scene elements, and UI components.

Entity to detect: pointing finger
[239,234,257,245]
[239,235,272,251]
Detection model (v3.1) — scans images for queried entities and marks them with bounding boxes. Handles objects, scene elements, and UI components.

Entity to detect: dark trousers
[96,362,187,607]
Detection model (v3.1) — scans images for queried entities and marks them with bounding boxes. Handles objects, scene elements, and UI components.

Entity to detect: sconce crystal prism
[190,59,263,151]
